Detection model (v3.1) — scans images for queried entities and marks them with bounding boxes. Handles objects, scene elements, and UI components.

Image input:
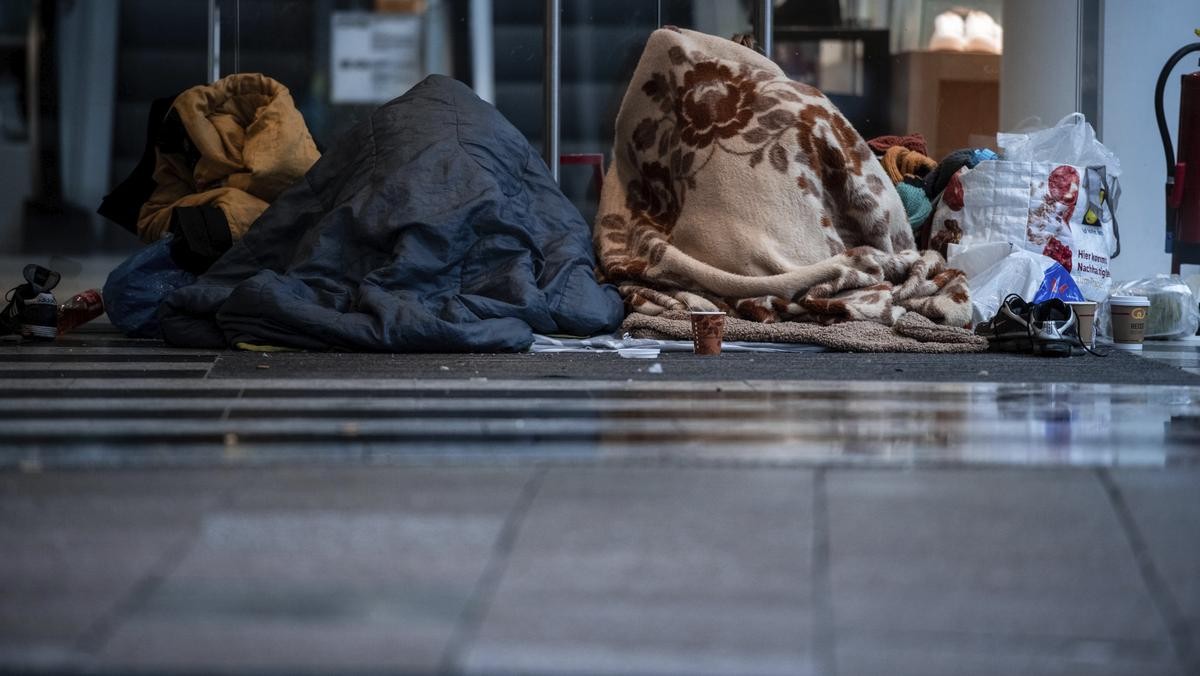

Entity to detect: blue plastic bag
[1033,262,1086,304]
[103,235,196,338]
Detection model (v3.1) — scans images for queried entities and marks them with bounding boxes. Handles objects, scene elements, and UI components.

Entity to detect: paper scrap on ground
[530,333,827,354]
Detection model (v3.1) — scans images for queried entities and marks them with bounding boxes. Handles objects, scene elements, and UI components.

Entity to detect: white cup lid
[1108,295,1150,306]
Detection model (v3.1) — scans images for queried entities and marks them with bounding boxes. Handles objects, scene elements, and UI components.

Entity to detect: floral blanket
[596,28,977,348]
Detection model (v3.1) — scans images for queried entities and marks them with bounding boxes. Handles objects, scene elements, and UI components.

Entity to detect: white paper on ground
[530,333,827,354]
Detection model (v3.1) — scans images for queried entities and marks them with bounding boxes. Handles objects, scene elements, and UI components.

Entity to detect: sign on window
[330,12,423,104]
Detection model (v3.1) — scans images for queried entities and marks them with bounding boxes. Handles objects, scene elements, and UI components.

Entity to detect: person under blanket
[594,27,980,351]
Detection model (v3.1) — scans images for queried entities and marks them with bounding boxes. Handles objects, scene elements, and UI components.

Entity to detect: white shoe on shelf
[928,11,966,52]
[964,10,1002,54]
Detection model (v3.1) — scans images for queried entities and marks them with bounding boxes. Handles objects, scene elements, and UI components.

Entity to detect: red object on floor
[57,289,104,335]
[560,153,606,195]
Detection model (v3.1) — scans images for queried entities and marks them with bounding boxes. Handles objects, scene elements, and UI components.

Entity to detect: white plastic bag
[950,245,1078,326]
[1094,275,1200,341]
[929,114,1120,302]
[997,113,1122,177]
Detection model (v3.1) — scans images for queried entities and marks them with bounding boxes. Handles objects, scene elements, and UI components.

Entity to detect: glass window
[9,0,1191,281]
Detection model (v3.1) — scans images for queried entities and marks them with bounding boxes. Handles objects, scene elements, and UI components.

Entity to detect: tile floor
[2,465,1197,675]
[1,323,1199,675]
[1142,337,1200,376]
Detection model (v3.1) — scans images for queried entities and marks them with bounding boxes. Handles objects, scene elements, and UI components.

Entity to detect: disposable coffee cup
[1066,301,1097,348]
[689,311,726,356]
[1108,295,1151,350]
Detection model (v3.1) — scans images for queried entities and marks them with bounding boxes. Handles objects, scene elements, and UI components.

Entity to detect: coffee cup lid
[1108,295,1151,306]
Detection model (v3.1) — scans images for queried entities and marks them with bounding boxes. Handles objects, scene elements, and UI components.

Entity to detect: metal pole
[1076,0,1103,138]
[207,0,220,82]
[469,0,495,103]
[755,0,773,59]
[233,0,240,74]
[543,0,560,182]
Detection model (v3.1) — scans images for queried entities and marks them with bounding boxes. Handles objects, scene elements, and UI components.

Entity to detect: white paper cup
[1108,295,1151,350]
[688,311,726,355]
[1066,301,1097,347]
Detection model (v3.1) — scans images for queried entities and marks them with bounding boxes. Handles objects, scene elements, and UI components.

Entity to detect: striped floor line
[0,374,1197,469]
[2,329,1200,470]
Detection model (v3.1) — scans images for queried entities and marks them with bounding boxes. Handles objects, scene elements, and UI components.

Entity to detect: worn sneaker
[975,294,1081,357]
[975,294,1034,351]
[1,264,61,341]
[1026,298,1081,357]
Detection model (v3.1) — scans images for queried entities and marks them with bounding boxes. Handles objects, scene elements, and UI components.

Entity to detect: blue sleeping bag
[159,76,623,351]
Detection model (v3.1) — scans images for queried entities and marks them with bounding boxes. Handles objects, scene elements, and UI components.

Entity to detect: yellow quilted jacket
[137,73,320,242]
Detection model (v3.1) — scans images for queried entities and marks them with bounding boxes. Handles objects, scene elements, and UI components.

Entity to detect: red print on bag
[1027,165,1080,265]
[943,171,965,211]
[1046,165,1080,224]
[1042,236,1072,271]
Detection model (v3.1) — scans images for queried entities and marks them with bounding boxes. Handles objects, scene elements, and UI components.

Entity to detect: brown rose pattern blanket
[596,28,981,351]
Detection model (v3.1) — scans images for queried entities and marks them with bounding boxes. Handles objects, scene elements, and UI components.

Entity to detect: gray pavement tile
[826,469,1177,671]
[836,631,1182,676]
[0,469,239,668]
[224,465,535,514]
[463,467,817,676]
[95,467,531,673]
[1111,469,1200,625]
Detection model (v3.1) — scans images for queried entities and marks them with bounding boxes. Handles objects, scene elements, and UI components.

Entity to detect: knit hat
[896,182,932,230]
[867,133,929,157]
[924,147,998,198]
[881,145,938,184]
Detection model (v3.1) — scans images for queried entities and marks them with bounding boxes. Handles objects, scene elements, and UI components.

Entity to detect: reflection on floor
[2,324,1199,675]
[1142,336,1200,376]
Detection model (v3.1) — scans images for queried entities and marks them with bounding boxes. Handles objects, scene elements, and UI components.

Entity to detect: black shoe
[1027,298,1081,357]
[975,294,1035,352]
[976,294,1081,358]
[1,264,61,341]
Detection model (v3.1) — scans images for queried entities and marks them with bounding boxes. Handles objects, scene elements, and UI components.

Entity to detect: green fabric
[897,182,932,230]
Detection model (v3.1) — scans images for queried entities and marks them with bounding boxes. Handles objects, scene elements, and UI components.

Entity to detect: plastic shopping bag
[1094,275,1200,341]
[950,244,1083,325]
[929,115,1120,302]
[103,235,197,338]
[997,113,1122,177]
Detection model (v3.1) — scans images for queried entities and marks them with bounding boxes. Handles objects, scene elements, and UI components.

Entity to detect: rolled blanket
[595,27,975,344]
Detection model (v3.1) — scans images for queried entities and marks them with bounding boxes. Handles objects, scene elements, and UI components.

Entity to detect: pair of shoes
[975,294,1085,357]
[928,10,1003,54]
[1,264,61,341]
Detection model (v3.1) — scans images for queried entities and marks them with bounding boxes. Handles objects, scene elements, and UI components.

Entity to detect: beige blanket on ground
[625,311,987,353]
[597,27,981,352]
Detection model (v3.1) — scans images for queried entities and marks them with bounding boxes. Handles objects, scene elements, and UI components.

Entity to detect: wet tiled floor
[1142,337,1200,376]
[2,465,1198,675]
[2,326,1199,674]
